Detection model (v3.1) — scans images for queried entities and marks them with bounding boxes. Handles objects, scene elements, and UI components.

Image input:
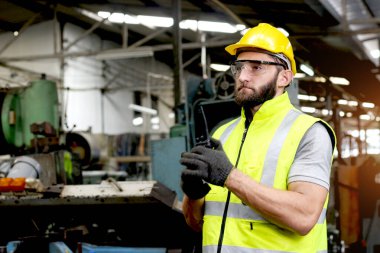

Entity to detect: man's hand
[180,138,233,186]
[181,169,211,200]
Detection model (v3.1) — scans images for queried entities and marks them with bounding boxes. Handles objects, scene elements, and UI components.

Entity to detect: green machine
[0,76,60,154]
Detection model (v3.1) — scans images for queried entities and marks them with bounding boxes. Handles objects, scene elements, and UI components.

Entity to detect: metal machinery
[150,71,243,252]
[0,75,71,186]
[0,76,190,253]
[152,71,240,203]
[0,75,60,155]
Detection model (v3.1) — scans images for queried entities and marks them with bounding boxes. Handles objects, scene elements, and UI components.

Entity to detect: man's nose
[238,67,251,82]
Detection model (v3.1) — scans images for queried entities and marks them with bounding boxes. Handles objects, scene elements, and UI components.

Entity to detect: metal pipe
[64,17,107,51]
[122,23,128,48]
[201,32,207,79]
[172,0,183,111]
[129,28,169,49]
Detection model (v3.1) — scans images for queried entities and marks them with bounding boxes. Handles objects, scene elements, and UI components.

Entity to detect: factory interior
[0,0,380,252]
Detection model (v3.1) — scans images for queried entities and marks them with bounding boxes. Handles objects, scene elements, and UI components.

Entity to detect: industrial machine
[0,75,192,252]
[0,75,60,155]
[152,71,240,203]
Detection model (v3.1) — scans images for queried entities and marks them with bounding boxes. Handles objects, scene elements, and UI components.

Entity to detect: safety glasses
[230,60,286,77]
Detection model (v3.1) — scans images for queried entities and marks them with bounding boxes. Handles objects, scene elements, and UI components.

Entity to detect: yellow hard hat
[225,23,296,74]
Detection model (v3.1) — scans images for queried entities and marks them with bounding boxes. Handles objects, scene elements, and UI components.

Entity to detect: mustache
[236,82,253,91]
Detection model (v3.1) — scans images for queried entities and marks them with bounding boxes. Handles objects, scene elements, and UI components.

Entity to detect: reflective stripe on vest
[260,109,301,187]
[203,245,328,253]
[220,118,241,145]
[220,110,301,186]
[206,200,327,224]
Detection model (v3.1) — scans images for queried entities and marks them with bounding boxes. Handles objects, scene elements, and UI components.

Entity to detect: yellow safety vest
[203,92,336,253]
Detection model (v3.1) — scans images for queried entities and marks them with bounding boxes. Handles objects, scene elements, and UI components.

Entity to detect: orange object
[0,177,26,192]
[9,178,26,191]
[0,178,13,192]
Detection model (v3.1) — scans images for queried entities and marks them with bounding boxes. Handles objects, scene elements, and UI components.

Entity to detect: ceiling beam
[0,38,237,62]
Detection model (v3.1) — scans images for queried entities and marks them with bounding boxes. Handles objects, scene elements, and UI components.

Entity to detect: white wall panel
[62,23,174,135]
[0,21,60,78]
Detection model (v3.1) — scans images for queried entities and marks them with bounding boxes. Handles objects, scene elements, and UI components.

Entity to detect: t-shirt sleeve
[287,122,333,190]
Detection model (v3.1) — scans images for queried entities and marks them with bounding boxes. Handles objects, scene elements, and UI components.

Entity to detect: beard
[234,73,278,108]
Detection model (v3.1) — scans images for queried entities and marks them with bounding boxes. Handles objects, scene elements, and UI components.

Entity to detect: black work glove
[180,169,211,200]
[180,138,233,186]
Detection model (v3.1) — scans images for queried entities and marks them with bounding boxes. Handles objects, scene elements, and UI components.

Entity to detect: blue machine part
[186,74,215,106]
[79,243,166,253]
[151,136,187,201]
[49,242,73,253]
[6,241,20,253]
[7,241,165,253]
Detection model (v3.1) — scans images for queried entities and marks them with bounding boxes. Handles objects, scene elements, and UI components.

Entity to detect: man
[180,23,336,253]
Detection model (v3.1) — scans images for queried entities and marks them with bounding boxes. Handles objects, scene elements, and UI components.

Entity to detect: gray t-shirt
[287,122,333,190]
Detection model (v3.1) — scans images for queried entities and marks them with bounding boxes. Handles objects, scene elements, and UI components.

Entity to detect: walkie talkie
[195,105,216,149]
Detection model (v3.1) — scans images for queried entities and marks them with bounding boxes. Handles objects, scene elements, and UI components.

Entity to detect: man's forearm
[182,195,205,232]
[225,168,328,235]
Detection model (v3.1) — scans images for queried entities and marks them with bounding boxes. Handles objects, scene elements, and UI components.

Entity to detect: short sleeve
[287,122,333,190]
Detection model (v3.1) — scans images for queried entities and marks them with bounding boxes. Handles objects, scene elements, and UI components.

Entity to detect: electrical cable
[217,120,250,253]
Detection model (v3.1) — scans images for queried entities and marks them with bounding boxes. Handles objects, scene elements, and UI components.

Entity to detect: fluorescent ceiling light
[179,20,198,30]
[96,48,153,60]
[210,63,230,72]
[370,49,380,58]
[295,73,306,78]
[339,111,345,117]
[362,102,375,108]
[97,12,244,34]
[151,116,160,124]
[198,21,237,33]
[109,13,125,23]
[236,24,246,31]
[314,77,327,83]
[322,109,332,116]
[297,94,317,101]
[337,99,347,105]
[132,116,143,126]
[137,15,173,27]
[98,11,110,19]
[180,19,241,33]
[125,14,139,24]
[329,76,350,85]
[338,99,358,107]
[360,114,371,120]
[300,64,314,76]
[129,104,157,115]
[348,100,358,107]
[300,106,316,113]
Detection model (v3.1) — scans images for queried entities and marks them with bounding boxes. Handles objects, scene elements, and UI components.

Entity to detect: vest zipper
[216,120,250,253]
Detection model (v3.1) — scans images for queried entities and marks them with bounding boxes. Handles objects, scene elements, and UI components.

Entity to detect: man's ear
[277,70,293,88]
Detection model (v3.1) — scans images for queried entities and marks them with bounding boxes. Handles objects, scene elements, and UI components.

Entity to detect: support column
[172,0,183,123]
